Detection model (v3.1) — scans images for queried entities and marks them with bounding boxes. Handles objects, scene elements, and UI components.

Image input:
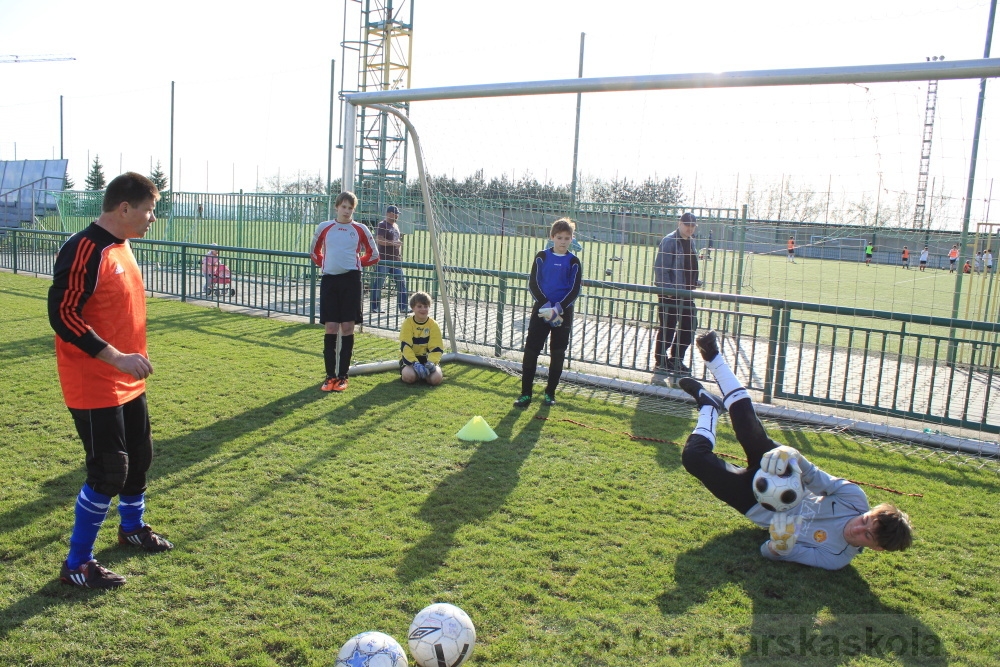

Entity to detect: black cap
[680,212,697,223]
[386,205,400,214]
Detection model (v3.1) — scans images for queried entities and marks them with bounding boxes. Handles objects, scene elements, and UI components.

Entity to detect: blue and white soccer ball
[753,467,804,512]
[407,603,476,667]
[336,631,408,667]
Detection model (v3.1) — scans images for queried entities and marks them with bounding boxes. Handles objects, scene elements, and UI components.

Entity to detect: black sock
[338,334,354,378]
[521,349,539,397]
[324,333,338,378]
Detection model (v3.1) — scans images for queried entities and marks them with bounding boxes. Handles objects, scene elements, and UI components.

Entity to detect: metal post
[763,304,784,404]
[180,244,187,302]
[327,58,336,218]
[238,189,244,248]
[950,0,997,363]
[342,104,356,194]
[495,277,506,357]
[168,81,175,241]
[59,95,64,160]
[570,32,585,211]
[735,205,748,295]
[368,103,458,353]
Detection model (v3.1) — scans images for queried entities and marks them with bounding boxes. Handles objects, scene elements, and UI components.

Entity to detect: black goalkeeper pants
[681,396,783,514]
[69,393,152,498]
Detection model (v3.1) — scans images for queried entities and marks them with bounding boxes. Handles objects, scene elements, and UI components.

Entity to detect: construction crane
[0,54,76,64]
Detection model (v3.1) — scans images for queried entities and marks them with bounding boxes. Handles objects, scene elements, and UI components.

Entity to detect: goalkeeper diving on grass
[514,218,583,408]
[399,291,444,386]
[677,330,913,570]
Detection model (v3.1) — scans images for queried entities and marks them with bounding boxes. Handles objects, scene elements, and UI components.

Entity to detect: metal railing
[4,229,999,435]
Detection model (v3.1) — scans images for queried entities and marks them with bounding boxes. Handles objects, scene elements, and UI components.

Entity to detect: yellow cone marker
[456,415,498,442]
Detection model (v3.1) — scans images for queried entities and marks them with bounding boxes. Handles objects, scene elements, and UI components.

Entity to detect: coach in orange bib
[48,172,174,589]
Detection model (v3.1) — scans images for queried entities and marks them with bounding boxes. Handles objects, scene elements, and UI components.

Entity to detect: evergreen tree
[85,155,107,191]
[149,160,169,191]
[63,173,75,190]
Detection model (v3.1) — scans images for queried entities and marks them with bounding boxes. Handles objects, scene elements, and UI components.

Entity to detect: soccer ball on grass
[752,467,804,512]
[336,631,408,667]
[407,603,476,667]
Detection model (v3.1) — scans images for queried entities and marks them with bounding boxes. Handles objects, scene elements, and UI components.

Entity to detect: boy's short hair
[871,503,913,552]
[335,191,358,208]
[550,217,575,238]
[102,172,159,212]
[409,291,431,308]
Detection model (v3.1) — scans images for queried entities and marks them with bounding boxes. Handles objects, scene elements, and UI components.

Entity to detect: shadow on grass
[396,406,542,583]
[0,469,84,542]
[0,286,49,303]
[0,334,57,363]
[0,544,179,641]
[630,397,690,469]
[657,528,946,666]
[146,307,396,361]
[0,384,336,640]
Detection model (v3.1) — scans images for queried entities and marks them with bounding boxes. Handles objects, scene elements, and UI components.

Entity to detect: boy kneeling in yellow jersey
[399,291,444,386]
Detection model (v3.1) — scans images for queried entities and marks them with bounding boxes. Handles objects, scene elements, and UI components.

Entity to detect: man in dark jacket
[653,212,700,373]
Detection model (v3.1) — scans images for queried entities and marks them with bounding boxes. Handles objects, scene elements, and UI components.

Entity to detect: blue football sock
[117,493,146,532]
[67,484,111,570]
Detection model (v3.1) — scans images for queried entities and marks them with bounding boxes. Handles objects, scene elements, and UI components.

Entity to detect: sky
[0,0,997,227]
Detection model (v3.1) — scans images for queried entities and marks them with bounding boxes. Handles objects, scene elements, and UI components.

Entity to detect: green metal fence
[4,228,999,435]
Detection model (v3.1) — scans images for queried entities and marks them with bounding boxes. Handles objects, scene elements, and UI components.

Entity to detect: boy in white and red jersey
[310,191,379,392]
[48,172,174,589]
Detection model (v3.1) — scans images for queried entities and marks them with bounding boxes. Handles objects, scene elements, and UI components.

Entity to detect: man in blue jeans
[370,205,410,314]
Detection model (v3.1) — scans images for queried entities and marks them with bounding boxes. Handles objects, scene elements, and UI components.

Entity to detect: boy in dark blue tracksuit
[514,218,583,408]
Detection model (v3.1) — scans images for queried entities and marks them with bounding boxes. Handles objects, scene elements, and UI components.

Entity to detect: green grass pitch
[1,271,997,666]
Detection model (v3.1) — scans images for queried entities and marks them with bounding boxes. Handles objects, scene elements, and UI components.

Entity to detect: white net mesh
[357,77,1000,459]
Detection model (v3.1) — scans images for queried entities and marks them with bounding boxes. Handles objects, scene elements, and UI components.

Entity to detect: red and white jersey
[310,219,379,275]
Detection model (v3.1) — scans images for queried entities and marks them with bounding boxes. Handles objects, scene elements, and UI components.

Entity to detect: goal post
[339,58,1000,453]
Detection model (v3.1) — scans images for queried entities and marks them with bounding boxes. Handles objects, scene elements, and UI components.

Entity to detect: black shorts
[68,393,152,498]
[320,271,363,324]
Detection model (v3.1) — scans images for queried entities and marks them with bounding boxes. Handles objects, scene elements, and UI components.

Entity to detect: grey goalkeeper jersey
[745,464,869,570]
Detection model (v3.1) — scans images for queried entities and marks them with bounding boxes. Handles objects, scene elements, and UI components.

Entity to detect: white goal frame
[341,58,1000,456]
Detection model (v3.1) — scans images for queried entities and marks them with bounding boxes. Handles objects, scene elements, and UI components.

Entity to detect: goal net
[347,64,1000,461]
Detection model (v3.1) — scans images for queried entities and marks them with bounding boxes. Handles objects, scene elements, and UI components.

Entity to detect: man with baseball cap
[370,205,410,314]
[653,212,701,374]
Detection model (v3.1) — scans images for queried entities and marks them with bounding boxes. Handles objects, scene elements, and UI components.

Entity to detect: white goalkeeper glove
[411,362,429,380]
[424,362,438,376]
[768,512,803,556]
[761,445,809,477]
[538,302,564,327]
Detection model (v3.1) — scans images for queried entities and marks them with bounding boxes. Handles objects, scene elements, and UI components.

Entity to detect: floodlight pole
[59,95,63,160]
[168,80,175,240]
[327,58,336,218]
[949,0,997,363]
